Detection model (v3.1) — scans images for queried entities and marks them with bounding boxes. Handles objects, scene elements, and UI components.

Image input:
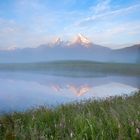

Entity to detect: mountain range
[0,34,140,63]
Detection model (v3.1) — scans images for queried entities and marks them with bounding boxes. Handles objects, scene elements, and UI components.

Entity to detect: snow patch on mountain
[72,34,92,48]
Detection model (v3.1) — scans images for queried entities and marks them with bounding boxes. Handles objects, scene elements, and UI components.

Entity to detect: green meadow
[0,91,140,140]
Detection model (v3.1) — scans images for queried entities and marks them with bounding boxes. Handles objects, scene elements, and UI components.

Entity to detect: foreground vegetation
[0,91,140,140]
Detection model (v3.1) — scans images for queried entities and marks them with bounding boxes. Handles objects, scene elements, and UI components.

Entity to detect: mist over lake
[0,62,139,113]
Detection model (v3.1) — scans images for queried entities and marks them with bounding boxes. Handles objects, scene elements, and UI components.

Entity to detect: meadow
[0,91,140,140]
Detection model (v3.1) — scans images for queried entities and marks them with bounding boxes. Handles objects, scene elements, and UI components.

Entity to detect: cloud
[90,0,111,14]
[86,21,140,48]
[0,0,140,49]
[0,18,52,49]
[78,3,140,26]
[0,0,82,49]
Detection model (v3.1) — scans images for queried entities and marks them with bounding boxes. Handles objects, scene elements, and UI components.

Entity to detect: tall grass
[0,91,140,140]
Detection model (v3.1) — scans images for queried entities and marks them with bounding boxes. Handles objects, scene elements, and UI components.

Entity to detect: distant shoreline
[0,61,140,77]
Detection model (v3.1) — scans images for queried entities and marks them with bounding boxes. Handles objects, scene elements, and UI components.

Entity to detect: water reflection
[0,72,139,113]
[69,85,92,97]
[50,84,92,97]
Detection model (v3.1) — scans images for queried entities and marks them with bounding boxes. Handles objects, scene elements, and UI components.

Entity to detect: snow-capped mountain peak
[53,37,61,44]
[76,34,91,44]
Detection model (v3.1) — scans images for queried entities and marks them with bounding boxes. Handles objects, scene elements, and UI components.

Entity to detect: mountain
[110,44,140,63]
[0,34,139,63]
[72,34,91,46]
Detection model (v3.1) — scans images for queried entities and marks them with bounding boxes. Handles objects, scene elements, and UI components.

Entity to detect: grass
[0,60,140,77]
[0,91,140,140]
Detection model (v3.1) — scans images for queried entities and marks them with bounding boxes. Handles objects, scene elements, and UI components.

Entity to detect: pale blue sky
[0,0,140,49]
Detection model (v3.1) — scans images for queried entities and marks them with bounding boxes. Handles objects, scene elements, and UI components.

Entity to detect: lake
[0,67,139,113]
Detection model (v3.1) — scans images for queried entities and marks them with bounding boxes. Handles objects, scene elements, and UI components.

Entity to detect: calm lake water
[0,71,139,113]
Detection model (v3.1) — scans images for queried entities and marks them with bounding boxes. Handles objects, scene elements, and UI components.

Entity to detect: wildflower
[32,115,35,120]
[54,124,57,128]
[136,128,139,134]
[118,124,121,128]
[135,119,140,126]
[70,132,73,138]
[131,121,134,126]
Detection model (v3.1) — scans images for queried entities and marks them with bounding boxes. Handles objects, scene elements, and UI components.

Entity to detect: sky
[0,0,140,49]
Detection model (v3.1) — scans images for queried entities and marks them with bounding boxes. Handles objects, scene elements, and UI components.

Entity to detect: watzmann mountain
[0,34,140,63]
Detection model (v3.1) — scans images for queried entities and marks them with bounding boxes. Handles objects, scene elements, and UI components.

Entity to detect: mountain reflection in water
[0,72,139,113]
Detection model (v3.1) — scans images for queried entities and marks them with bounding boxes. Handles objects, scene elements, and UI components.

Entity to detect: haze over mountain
[0,34,139,63]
